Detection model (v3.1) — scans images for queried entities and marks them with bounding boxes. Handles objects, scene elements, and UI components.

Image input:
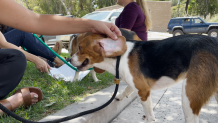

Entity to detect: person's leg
[0,49,26,99]
[0,49,39,115]
[3,28,63,66]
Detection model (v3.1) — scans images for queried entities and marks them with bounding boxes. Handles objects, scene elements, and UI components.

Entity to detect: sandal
[13,87,43,107]
[0,100,12,115]
[0,87,43,115]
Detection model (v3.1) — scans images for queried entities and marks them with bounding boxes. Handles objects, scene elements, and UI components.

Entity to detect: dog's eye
[78,46,81,51]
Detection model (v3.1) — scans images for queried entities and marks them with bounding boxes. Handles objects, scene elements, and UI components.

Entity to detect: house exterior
[96,1,171,32]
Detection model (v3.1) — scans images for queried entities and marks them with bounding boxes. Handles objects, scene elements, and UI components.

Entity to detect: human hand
[34,57,51,73]
[90,21,122,40]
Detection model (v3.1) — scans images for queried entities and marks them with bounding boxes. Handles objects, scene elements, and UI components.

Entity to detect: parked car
[82,8,123,24]
[167,17,218,38]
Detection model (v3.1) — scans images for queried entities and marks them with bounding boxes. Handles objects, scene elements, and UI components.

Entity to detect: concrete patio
[112,83,218,123]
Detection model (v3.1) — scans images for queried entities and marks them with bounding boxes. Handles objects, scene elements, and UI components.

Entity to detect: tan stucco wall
[96,1,171,32]
[146,1,171,32]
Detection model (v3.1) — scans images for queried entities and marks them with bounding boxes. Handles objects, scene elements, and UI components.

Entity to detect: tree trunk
[205,0,210,18]
[177,0,180,17]
[60,0,71,15]
[185,0,190,15]
[80,1,83,11]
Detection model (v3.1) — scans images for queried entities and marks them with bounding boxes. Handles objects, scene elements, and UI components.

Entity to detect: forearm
[35,15,95,35]
[2,43,40,64]
[15,14,96,35]
[0,0,95,35]
[0,0,121,40]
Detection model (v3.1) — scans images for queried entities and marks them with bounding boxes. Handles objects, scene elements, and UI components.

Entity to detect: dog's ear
[94,36,127,57]
[93,67,105,74]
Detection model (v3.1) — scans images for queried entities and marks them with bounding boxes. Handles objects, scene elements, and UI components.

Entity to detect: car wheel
[173,30,184,37]
[208,29,218,38]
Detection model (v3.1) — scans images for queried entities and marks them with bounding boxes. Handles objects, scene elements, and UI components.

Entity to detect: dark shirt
[115,2,147,41]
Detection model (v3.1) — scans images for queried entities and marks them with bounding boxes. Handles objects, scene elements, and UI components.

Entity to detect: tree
[96,0,117,9]
[188,0,218,18]
[185,0,190,15]
[15,0,118,18]
[60,0,72,15]
[33,0,66,15]
[71,0,95,17]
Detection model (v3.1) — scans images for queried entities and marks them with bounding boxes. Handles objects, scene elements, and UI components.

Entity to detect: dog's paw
[93,79,101,82]
[146,116,155,123]
[115,98,120,101]
[115,94,125,101]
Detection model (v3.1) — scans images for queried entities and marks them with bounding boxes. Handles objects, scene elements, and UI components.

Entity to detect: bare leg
[52,41,63,55]
[53,57,64,66]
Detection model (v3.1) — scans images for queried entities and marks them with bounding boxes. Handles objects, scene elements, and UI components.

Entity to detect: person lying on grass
[0,0,121,116]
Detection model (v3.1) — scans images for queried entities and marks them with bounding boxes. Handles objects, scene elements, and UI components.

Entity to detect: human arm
[0,0,121,40]
[0,32,51,73]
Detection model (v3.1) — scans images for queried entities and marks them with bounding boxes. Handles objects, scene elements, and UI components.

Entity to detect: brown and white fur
[70,32,218,123]
[68,32,101,82]
[68,28,141,82]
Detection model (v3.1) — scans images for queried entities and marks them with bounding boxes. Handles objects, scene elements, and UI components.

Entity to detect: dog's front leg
[115,85,133,101]
[90,70,100,82]
[139,92,155,123]
[73,71,80,82]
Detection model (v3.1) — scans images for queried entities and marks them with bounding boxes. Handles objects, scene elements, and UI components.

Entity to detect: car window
[170,19,180,25]
[110,12,121,18]
[192,18,202,24]
[182,19,191,24]
[82,12,111,21]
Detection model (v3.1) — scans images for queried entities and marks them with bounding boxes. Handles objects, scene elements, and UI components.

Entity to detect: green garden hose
[33,34,93,71]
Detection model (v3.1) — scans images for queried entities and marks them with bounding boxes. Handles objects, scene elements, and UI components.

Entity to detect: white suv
[82,8,123,24]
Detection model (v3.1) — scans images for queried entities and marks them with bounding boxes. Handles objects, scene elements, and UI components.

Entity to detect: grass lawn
[0,53,114,122]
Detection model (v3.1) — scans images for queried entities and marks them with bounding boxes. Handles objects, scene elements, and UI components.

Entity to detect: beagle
[70,34,218,123]
[68,28,141,82]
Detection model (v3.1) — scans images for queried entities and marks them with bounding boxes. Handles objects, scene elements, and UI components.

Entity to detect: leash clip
[113,78,120,84]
